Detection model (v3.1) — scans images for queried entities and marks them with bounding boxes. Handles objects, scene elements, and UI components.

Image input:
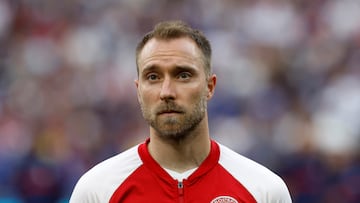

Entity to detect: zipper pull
[178,181,183,194]
[178,181,184,202]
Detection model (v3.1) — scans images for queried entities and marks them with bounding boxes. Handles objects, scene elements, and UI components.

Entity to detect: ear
[206,74,216,100]
[135,79,139,88]
[134,79,141,102]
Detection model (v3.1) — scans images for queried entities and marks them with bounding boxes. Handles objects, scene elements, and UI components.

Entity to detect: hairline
[136,37,209,77]
[135,21,212,79]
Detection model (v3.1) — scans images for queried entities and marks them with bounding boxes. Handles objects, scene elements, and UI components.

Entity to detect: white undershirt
[164,167,198,181]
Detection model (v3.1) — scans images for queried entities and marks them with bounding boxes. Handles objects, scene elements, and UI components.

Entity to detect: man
[70,20,292,203]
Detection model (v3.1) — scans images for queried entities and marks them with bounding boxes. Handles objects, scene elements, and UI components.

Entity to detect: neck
[148,117,211,173]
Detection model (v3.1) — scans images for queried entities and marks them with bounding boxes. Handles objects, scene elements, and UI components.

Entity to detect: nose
[160,77,176,101]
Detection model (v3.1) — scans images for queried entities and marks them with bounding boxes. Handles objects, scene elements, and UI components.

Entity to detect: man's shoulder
[83,144,142,180]
[70,144,143,202]
[218,143,275,176]
[217,143,292,203]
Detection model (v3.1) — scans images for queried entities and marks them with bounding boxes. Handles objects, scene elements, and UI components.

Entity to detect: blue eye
[147,73,159,81]
[178,72,191,80]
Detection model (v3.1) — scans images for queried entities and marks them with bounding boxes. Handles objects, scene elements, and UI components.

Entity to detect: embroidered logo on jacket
[211,196,238,203]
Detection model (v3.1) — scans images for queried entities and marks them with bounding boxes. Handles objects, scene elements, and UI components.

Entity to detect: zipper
[178,181,184,203]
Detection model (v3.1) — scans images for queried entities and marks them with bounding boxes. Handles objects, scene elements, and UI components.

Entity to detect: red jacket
[70,140,292,203]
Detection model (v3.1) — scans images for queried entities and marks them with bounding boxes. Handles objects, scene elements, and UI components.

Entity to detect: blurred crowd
[0,0,359,202]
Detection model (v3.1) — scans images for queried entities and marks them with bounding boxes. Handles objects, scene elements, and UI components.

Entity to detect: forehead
[138,37,203,70]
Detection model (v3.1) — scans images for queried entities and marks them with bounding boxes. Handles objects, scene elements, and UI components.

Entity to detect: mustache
[156,102,184,114]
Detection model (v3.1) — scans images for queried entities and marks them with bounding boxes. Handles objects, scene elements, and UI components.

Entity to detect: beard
[140,95,207,141]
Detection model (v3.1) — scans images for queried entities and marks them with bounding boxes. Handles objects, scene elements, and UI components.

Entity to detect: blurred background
[0,0,359,202]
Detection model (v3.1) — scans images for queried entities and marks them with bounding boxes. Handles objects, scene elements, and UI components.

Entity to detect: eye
[178,72,191,80]
[146,73,159,81]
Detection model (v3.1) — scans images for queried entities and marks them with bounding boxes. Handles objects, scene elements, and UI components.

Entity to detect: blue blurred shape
[0,197,22,203]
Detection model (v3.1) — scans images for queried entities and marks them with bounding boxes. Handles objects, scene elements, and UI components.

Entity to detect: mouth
[157,109,184,115]
[156,103,184,115]
[157,110,183,115]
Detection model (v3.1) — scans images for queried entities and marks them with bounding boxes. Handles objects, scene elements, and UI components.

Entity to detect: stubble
[140,95,207,141]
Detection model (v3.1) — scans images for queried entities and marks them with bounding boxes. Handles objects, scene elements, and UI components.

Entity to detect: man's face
[136,37,216,140]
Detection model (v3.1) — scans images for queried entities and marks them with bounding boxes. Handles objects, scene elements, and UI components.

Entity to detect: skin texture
[135,37,216,172]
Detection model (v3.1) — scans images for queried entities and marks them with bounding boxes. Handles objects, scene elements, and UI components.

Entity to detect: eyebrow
[141,64,197,75]
[173,65,197,74]
[141,65,157,75]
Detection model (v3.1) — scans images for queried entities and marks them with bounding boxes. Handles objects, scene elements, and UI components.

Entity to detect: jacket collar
[138,138,220,186]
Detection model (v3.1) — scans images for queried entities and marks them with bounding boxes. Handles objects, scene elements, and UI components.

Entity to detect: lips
[156,103,184,115]
[157,110,183,115]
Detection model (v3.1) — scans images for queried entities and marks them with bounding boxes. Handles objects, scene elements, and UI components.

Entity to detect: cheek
[138,87,158,106]
[187,86,208,103]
